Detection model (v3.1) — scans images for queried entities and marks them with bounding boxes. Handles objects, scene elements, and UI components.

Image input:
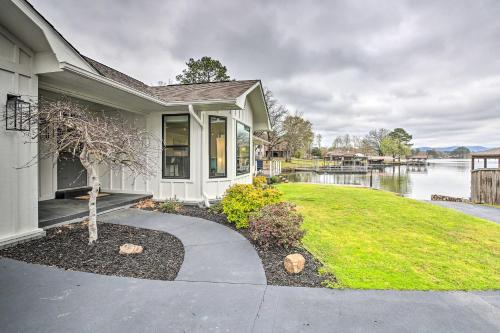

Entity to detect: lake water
[285,159,499,200]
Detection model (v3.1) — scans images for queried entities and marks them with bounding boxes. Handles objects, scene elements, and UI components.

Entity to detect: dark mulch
[0,222,184,281]
[176,204,334,287]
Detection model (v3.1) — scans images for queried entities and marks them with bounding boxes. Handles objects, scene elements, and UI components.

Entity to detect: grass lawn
[277,183,500,290]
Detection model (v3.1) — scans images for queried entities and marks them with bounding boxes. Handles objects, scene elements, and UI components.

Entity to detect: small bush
[159,199,182,213]
[253,176,268,188]
[249,202,305,249]
[269,175,280,184]
[221,184,282,229]
[208,201,224,214]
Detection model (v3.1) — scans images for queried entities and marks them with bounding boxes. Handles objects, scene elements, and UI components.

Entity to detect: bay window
[209,116,227,178]
[163,114,190,179]
[236,121,251,175]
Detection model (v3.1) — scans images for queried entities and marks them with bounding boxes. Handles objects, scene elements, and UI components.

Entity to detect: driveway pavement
[1,208,499,332]
[428,201,500,224]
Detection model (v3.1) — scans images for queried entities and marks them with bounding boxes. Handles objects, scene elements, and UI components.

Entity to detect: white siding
[150,111,203,201]
[149,100,256,203]
[0,25,43,246]
[38,94,258,204]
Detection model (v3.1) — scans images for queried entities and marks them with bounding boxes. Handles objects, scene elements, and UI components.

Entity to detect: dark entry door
[57,152,87,189]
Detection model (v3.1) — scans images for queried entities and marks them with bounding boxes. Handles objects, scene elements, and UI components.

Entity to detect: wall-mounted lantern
[5,95,31,131]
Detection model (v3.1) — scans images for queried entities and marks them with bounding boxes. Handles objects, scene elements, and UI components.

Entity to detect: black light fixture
[5,94,31,131]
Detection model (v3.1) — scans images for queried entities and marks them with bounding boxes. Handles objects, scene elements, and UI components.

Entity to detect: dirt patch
[0,221,184,281]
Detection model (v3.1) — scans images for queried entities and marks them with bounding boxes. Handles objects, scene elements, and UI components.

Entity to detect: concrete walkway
[1,209,499,332]
[428,201,500,224]
[99,208,267,285]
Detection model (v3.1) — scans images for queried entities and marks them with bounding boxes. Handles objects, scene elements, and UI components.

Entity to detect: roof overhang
[39,64,247,114]
[237,81,271,131]
[39,63,170,113]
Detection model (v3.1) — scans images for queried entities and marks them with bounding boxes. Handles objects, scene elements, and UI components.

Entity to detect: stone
[284,253,305,274]
[431,194,470,203]
[119,243,144,255]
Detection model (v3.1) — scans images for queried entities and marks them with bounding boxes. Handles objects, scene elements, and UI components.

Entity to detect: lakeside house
[0,0,270,247]
[325,150,368,167]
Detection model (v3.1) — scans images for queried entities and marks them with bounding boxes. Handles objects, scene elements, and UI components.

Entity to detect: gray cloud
[30,0,500,147]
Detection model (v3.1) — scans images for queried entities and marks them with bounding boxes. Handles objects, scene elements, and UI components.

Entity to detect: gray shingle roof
[149,80,259,103]
[83,56,152,95]
[83,56,260,104]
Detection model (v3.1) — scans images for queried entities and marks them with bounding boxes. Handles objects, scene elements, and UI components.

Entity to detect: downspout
[189,104,210,207]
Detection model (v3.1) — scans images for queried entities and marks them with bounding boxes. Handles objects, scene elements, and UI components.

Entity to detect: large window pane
[209,116,227,178]
[163,114,190,179]
[236,121,251,175]
[163,115,189,146]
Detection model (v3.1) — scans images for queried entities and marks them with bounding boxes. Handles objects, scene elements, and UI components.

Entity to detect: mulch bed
[134,200,334,287]
[0,221,184,281]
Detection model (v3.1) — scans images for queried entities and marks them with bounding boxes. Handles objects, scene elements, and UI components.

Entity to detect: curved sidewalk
[99,208,267,285]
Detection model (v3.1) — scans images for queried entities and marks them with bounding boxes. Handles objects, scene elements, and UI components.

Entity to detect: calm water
[286,159,499,200]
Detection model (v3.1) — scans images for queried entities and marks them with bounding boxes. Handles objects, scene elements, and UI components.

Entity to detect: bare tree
[254,88,289,159]
[7,96,157,244]
[363,128,390,156]
[315,133,322,148]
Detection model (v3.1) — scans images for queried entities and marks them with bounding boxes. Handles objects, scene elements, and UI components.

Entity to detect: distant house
[407,152,428,165]
[0,0,270,246]
[262,141,290,159]
[325,150,368,166]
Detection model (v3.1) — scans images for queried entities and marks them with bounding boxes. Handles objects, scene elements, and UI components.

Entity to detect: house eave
[49,63,243,112]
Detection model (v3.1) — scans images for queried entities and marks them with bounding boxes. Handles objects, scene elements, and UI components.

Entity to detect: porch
[39,193,151,228]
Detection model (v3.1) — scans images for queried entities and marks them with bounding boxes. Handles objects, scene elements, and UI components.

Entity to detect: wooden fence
[471,169,500,205]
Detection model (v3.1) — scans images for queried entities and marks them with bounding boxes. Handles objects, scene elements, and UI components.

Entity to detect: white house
[0,0,270,247]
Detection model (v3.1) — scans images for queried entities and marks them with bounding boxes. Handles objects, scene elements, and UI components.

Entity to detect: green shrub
[269,175,280,184]
[208,201,224,214]
[159,198,182,213]
[249,202,305,249]
[252,176,268,188]
[221,184,282,228]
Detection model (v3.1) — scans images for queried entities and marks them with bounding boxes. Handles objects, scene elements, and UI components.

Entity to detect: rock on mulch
[144,202,334,288]
[0,221,184,281]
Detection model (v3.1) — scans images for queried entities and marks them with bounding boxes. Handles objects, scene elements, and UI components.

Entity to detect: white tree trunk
[88,164,99,244]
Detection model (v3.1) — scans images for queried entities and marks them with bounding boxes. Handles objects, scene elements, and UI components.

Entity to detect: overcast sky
[30,0,500,147]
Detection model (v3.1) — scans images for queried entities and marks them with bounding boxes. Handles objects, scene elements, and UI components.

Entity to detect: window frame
[235,120,251,176]
[162,113,190,179]
[208,115,228,179]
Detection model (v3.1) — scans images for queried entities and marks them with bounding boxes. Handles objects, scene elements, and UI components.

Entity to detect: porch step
[55,187,92,199]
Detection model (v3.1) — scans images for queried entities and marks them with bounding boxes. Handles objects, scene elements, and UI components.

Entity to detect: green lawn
[277,183,500,290]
